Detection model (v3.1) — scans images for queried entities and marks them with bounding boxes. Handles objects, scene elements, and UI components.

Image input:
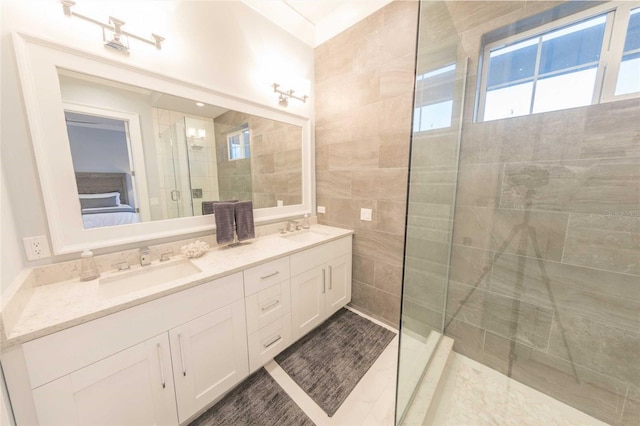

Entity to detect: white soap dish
[181,240,210,258]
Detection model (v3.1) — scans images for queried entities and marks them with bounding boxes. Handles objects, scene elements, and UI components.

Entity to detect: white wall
[0,0,313,289]
[67,127,130,174]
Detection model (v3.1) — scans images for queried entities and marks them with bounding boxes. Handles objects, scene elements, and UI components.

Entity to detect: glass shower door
[159,119,194,219]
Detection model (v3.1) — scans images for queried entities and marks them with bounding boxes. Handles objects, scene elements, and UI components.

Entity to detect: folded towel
[214,202,236,245]
[202,201,217,215]
[234,201,255,241]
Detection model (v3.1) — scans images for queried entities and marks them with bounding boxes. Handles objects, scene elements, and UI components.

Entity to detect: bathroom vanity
[1,225,352,425]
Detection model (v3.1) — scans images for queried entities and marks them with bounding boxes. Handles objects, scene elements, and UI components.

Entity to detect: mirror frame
[13,32,313,254]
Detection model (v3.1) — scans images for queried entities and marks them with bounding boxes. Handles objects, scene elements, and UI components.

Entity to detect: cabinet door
[169,300,249,423]
[326,253,352,317]
[290,266,326,341]
[32,333,177,426]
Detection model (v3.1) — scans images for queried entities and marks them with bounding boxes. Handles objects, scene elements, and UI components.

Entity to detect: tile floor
[427,354,609,426]
[263,307,609,426]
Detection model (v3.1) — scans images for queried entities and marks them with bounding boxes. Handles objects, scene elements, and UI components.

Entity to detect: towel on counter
[214,202,236,245]
[234,200,255,241]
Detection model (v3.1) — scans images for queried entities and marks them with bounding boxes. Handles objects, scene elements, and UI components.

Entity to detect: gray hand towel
[234,201,255,241]
[214,202,236,245]
[202,201,217,215]
[203,200,239,216]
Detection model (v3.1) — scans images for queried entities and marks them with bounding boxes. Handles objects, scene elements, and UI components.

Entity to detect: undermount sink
[280,228,330,244]
[99,259,202,299]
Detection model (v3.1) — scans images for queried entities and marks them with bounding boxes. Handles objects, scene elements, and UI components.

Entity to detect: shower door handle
[170,190,181,201]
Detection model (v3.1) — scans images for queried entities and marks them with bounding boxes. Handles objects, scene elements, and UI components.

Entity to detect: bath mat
[275,308,396,417]
[189,368,314,426]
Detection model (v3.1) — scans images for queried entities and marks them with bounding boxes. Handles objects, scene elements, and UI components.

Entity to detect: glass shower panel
[395,1,467,422]
[407,1,639,424]
[159,120,194,219]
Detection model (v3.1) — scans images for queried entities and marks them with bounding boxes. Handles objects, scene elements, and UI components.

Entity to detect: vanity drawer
[243,257,290,296]
[247,314,291,373]
[290,236,352,277]
[22,273,243,389]
[245,280,291,334]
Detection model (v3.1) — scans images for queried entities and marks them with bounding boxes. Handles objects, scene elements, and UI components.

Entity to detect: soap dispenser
[302,213,310,229]
[80,249,100,281]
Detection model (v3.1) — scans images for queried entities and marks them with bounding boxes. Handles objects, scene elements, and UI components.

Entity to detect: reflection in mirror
[58,70,303,229]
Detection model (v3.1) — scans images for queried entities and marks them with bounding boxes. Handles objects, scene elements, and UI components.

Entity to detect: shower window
[478,2,640,122]
[227,126,250,160]
[615,7,640,96]
[413,63,456,132]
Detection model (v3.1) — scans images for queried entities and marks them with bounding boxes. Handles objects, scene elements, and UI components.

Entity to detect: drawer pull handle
[156,343,166,389]
[328,265,333,290]
[261,300,280,311]
[260,271,280,280]
[178,334,186,377]
[322,268,326,294]
[264,335,282,348]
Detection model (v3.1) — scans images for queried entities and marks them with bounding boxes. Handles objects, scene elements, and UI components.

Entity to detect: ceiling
[242,0,394,46]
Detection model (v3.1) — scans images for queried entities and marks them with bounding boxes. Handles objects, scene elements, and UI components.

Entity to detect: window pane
[616,8,640,96]
[615,52,640,96]
[484,82,533,121]
[487,39,538,88]
[539,15,606,74]
[416,101,453,131]
[533,66,597,113]
[623,8,640,53]
[414,64,456,132]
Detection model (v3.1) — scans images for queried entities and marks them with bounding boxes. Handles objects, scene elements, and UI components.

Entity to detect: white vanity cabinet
[32,333,178,426]
[4,230,354,426]
[22,273,247,426]
[243,257,292,372]
[169,300,248,423]
[290,236,352,341]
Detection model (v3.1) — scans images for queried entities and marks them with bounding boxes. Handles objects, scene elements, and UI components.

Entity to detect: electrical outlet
[23,236,51,260]
[317,205,326,214]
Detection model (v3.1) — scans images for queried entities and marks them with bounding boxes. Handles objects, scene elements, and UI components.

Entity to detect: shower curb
[402,335,454,425]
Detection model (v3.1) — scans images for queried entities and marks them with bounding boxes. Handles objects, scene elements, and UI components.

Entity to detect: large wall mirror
[13,33,312,254]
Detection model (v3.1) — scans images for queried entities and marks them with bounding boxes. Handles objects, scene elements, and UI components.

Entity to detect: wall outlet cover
[360,208,372,221]
[277,200,284,207]
[317,205,326,214]
[23,235,52,260]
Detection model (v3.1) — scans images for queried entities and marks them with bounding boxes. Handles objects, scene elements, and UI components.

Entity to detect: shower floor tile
[430,354,608,426]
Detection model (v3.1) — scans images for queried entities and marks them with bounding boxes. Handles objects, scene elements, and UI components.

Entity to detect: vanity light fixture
[60,0,165,54]
[273,83,308,107]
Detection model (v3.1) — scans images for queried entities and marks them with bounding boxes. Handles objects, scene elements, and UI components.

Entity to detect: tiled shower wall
[314,0,419,326]
[214,111,302,209]
[431,2,639,424]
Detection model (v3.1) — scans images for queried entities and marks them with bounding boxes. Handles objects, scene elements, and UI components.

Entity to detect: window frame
[226,127,250,161]
[477,1,639,122]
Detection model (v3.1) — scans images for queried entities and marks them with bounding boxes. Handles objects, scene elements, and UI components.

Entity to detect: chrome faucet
[160,251,173,262]
[287,220,300,232]
[113,262,130,271]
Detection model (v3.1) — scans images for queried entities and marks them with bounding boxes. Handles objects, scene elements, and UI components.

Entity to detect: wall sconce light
[273,83,308,107]
[187,128,206,139]
[61,0,165,55]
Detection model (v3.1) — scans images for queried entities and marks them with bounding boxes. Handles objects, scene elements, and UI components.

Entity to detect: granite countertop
[2,225,353,348]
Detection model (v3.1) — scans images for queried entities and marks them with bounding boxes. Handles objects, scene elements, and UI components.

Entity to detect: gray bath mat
[189,368,314,426]
[275,308,396,417]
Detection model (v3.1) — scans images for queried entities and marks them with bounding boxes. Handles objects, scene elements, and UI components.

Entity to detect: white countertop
[3,225,353,347]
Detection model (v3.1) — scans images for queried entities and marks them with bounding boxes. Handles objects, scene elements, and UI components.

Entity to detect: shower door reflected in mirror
[159,118,194,219]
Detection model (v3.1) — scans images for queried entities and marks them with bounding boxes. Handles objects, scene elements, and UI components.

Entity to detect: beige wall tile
[563,214,640,276]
